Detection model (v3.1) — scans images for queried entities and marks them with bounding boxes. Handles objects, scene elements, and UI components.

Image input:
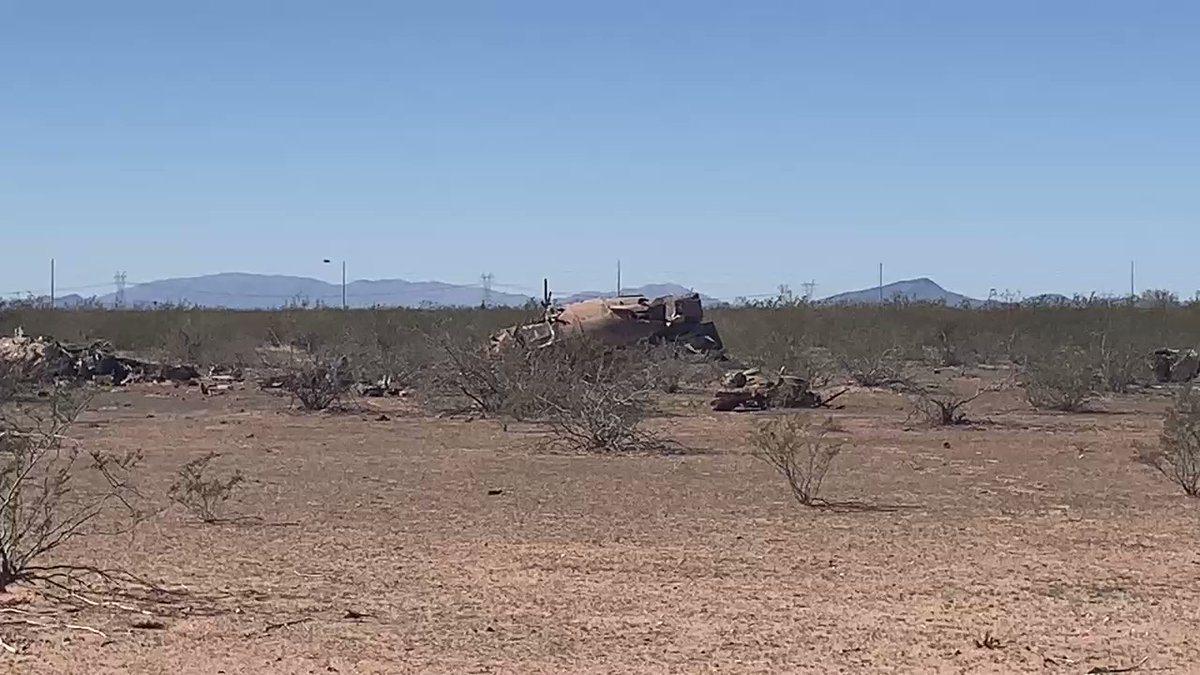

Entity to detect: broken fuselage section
[490,292,724,355]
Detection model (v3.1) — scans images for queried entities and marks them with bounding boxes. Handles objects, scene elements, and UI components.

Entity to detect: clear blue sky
[3,1,1198,302]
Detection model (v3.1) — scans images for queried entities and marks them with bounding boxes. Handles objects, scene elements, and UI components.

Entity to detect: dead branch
[261,616,313,634]
[1087,655,1149,673]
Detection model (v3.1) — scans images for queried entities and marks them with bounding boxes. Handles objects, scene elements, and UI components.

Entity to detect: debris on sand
[0,328,200,385]
[711,368,845,412]
[491,292,725,356]
[1152,348,1199,383]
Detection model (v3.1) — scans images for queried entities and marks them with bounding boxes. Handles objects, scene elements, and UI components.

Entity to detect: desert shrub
[169,453,245,523]
[1137,386,1200,496]
[750,334,832,389]
[370,322,430,391]
[751,415,844,507]
[831,340,908,388]
[1023,347,1095,412]
[909,391,974,426]
[1090,331,1147,394]
[0,360,16,404]
[432,333,534,416]
[281,354,354,411]
[908,381,1004,427]
[0,385,147,590]
[433,334,668,452]
[919,323,980,368]
[539,369,662,454]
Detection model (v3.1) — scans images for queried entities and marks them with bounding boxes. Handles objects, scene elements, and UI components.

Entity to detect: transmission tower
[801,280,817,301]
[113,271,127,308]
[480,272,494,308]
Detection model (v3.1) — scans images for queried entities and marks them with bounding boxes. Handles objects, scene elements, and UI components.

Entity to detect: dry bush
[832,341,908,388]
[1136,386,1200,496]
[0,360,16,404]
[920,325,973,368]
[1023,347,1095,412]
[1090,332,1147,394]
[909,391,975,426]
[908,381,1004,427]
[366,319,430,392]
[282,354,354,411]
[0,385,148,590]
[751,334,832,389]
[263,331,357,411]
[632,343,725,394]
[538,368,663,454]
[752,415,844,507]
[168,452,245,523]
[432,333,535,416]
[433,333,669,452]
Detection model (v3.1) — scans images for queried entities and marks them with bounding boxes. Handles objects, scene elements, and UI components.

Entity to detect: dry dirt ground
[2,369,1198,674]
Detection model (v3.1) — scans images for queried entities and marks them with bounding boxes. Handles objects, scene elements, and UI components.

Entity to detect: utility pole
[878,263,884,303]
[480,272,494,308]
[322,259,347,309]
[1129,260,1135,301]
[616,259,622,296]
[49,258,55,309]
[113,271,127,309]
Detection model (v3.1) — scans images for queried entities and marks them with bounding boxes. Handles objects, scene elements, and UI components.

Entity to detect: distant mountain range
[33,273,533,309]
[12,273,1135,311]
[819,277,982,307]
[560,284,720,306]
[19,273,719,310]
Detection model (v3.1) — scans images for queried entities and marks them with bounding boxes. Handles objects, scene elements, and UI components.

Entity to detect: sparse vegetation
[908,381,1005,427]
[751,415,844,507]
[168,452,245,523]
[281,354,354,411]
[4,298,1200,667]
[0,384,148,591]
[1022,347,1095,412]
[1137,386,1200,497]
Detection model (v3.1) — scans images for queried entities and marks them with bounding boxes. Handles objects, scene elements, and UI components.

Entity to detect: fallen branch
[261,616,312,634]
[0,618,108,639]
[1087,656,1149,674]
[819,388,850,408]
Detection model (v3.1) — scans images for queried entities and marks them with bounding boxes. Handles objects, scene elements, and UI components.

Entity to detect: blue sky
[3,1,1198,302]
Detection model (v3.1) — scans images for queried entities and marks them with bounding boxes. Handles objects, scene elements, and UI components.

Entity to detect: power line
[480,272,494,308]
[113,271,127,309]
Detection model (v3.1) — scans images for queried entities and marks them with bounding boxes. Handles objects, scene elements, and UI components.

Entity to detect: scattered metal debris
[1152,348,1199,383]
[0,328,198,385]
[491,292,724,355]
[711,367,846,412]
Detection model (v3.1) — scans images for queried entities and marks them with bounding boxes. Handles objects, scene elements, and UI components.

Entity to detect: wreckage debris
[0,328,200,386]
[711,368,845,412]
[1153,348,1199,384]
[491,292,724,356]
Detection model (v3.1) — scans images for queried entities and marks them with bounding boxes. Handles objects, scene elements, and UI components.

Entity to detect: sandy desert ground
[2,369,1197,674]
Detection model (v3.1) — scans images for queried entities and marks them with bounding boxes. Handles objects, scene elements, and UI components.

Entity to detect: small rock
[130,618,166,630]
[376,414,390,422]
[487,488,503,496]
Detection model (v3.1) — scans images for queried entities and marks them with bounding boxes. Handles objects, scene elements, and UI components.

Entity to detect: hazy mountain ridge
[91,273,535,309]
[9,273,1109,310]
[819,277,983,307]
[14,273,714,309]
[560,283,720,305]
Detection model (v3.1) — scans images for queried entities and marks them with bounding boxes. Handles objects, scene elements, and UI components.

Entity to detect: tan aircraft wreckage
[491,292,725,355]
